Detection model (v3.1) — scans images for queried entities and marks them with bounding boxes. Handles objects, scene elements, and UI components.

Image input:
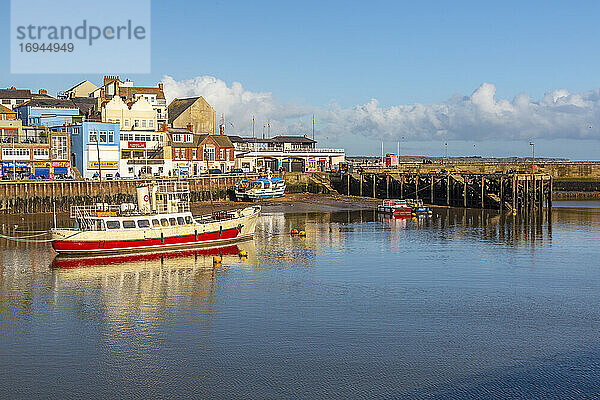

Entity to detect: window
[141,120,147,128]
[137,219,150,228]
[222,149,226,159]
[2,148,30,157]
[51,136,68,160]
[152,219,160,228]
[134,119,139,128]
[161,218,169,227]
[205,145,215,161]
[122,220,136,229]
[185,216,193,224]
[89,131,97,143]
[184,134,192,143]
[106,221,121,229]
[173,134,181,142]
[192,149,196,159]
[99,131,107,143]
[177,217,185,225]
[169,217,176,226]
[124,119,130,128]
[1,100,10,105]
[108,131,114,143]
[33,148,49,158]
[149,120,154,129]
[72,127,80,135]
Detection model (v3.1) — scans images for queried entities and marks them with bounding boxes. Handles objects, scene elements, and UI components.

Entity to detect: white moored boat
[235,170,285,200]
[51,181,260,255]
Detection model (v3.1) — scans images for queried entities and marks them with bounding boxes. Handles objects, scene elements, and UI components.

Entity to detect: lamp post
[529,141,535,173]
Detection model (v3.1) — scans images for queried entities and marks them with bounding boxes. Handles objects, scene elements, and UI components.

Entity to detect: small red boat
[377,199,412,215]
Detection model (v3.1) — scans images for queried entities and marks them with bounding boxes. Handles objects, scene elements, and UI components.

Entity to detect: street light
[529,142,535,173]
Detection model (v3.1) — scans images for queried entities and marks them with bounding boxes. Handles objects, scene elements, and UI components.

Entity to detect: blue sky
[2,0,600,158]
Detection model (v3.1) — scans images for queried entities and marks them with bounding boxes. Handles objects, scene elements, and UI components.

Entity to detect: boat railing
[70,204,122,219]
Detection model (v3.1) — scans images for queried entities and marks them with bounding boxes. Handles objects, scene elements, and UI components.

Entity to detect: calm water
[1,202,600,399]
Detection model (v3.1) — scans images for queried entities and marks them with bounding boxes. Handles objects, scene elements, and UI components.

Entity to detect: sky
[2,0,600,159]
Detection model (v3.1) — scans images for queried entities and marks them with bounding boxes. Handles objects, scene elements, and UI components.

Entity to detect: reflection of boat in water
[51,181,260,255]
[52,239,258,270]
[235,171,285,200]
[377,199,432,216]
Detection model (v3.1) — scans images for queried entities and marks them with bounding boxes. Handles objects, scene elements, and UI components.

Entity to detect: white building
[229,135,345,172]
[101,96,169,178]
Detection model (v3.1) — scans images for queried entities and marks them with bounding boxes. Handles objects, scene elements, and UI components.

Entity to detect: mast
[312,114,315,141]
[205,147,214,215]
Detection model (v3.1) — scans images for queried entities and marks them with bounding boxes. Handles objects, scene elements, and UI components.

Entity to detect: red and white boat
[377,199,412,215]
[51,181,260,255]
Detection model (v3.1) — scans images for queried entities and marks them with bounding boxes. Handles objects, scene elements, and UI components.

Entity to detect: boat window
[106,220,121,230]
[264,182,270,189]
[137,219,150,228]
[185,216,193,224]
[161,218,169,227]
[177,217,185,225]
[122,220,136,229]
[152,219,161,228]
[169,217,177,226]
[95,220,105,231]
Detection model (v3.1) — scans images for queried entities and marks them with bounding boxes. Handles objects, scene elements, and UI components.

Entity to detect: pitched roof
[64,80,90,93]
[0,88,33,99]
[118,86,165,100]
[0,104,16,114]
[70,97,97,114]
[228,135,315,144]
[211,135,234,148]
[270,135,315,144]
[167,97,199,124]
[15,98,78,109]
[167,130,208,148]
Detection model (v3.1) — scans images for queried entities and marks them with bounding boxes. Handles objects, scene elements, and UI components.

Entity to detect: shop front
[1,162,31,179]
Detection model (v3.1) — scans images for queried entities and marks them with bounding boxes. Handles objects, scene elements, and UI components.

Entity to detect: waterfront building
[58,122,120,180]
[167,126,235,176]
[14,98,81,127]
[57,80,99,100]
[0,87,53,110]
[168,96,216,135]
[1,122,71,179]
[101,96,167,178]
[93,76,168,126]
[229,135,345,172]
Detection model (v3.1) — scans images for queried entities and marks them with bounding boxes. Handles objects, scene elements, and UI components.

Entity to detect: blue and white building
[60,122,120,179]
[14,98,81,128]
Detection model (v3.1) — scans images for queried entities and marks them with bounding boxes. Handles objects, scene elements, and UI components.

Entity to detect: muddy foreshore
[191,193,381,215]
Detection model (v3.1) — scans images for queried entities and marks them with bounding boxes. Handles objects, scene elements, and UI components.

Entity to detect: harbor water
[1,201,600,398]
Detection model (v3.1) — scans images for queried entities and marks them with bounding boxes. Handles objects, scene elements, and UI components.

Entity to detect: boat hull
[51,206,260,256]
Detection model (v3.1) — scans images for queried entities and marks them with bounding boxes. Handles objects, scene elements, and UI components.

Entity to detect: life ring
[143,194,149,202]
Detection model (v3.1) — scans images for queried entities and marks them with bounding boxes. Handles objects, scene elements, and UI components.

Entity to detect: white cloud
[162,75,600,143]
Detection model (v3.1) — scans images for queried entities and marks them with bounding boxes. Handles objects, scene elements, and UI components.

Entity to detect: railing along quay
[0,174,259,214]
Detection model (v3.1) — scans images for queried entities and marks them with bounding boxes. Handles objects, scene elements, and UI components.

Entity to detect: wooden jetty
[0,175,258,214]
[331,172,552,212]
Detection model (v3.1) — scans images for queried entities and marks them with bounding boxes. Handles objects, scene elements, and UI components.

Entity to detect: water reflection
[1,203,599,399]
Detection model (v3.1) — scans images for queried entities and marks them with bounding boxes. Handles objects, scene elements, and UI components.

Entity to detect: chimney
[39,89,47,95]
[158,83,164,91]
[161,122,168,132]
[187,124,193,133]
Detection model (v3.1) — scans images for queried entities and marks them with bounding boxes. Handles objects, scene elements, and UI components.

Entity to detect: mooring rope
[0,230,82,243]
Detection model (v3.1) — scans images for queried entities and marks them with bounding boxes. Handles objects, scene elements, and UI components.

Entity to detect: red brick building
[167,127,235,176]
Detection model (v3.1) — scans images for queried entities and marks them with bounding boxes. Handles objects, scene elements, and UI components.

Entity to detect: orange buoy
[213,255,222,265]
[298,230,306,237]
[290,229,299,235]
